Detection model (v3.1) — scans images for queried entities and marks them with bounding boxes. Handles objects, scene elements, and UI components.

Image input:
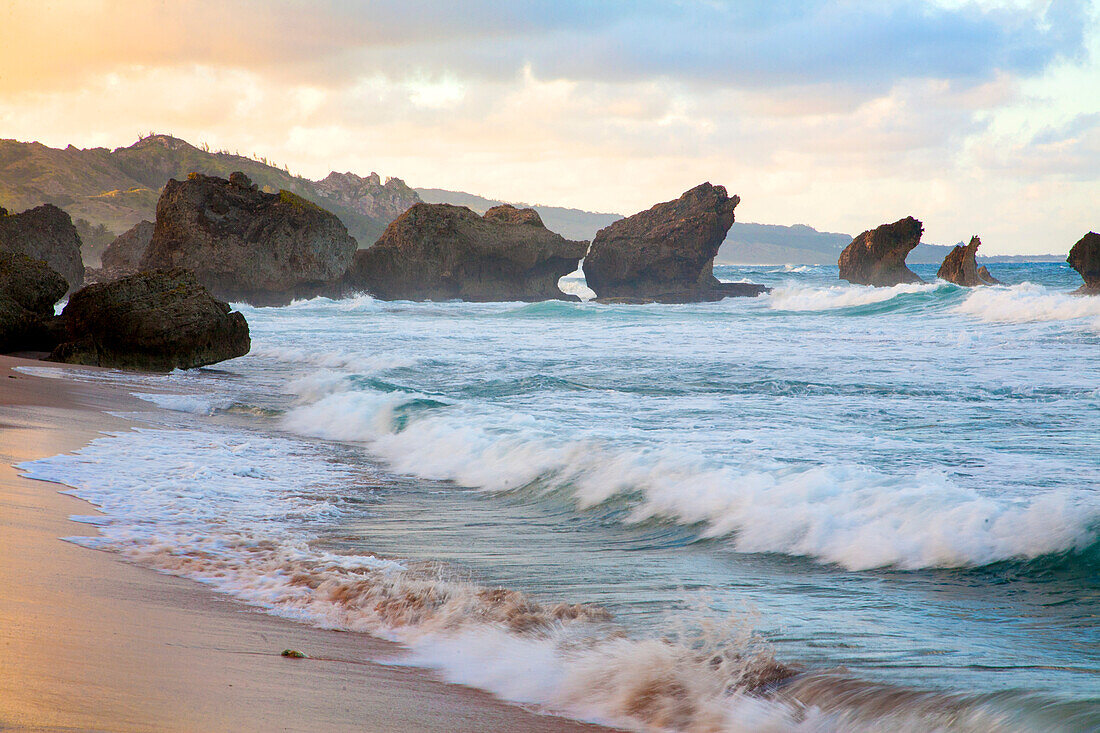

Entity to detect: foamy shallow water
[19,263,1100,731]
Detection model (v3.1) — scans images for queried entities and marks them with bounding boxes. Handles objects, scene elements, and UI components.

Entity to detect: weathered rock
[346,203,588,301]
[49,268,250,371]
[582,183,766,302]
[0,250,68,353]
[1067,231,1100,294]
[99,220,154,278]
[141,172,358,305]
[0,204,84,290]
[937,236,1000,286]
[313,171,421,223]
[839,217,924,287]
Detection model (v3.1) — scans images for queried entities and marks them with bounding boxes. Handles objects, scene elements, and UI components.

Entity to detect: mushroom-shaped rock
[582,183,767,302]
[937,236,1000,286]
[0,250,68,353]
[48,268,250,371]
[0,204,85,291]
[1067,232,1100,294]
[99,220,154,279]
[839,217,925,287]
[346,203,588,301]
[141,172,357,305]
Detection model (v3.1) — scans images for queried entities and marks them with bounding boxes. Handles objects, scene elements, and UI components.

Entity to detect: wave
[765,282,949,312]
[281,389,1100,572]
[954,283,1100,329]
[20,426,1089,732]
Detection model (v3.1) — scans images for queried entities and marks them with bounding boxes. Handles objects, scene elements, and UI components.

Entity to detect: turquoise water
[20,262,1099,731]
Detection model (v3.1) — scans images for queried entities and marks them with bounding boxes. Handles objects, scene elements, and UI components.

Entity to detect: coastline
[0,355,615,733]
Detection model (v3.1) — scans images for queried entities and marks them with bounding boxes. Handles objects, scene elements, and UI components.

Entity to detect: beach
[0,354,613,733]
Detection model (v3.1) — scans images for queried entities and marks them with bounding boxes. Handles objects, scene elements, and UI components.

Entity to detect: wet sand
[0,355,614,733]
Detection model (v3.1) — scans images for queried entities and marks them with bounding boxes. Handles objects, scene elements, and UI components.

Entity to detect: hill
[0,135,420,257]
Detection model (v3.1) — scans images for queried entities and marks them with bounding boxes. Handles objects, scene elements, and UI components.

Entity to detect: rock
[141,173,358,305]
[99,220,154,279]
[937,236,1000,286]
[0,203,85,290]
[48,268,250,371]
[976,266,1002,286]
[1067,231,1100,294]
[582,183,767,302]
[313,171,421,223]
[0,250,68,353]
[838,217,924,287]
[345,203,588,301]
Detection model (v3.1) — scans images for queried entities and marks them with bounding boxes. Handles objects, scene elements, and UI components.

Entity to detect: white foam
[954,283,1100,329]
[250,345,417,373]
[132,391,234,415]
[283,392,1100,571]
[766,282,942,311]
[558,270,596,301]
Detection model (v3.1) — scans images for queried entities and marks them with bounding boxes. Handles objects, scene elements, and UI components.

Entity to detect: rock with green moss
[49,268,249,371]
[142,172,357,305]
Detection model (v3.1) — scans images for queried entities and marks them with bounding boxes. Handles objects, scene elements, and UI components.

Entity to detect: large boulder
[1067,231,1100,294]
[0,204,84,291]
[49,269,250,371]
[838,217,924,287]
[937,236,1000,286]
[582,183,766,302]
[100,220,154,278]
[141,172,357,305]
[0,250,68,353]
[345,203,588,301]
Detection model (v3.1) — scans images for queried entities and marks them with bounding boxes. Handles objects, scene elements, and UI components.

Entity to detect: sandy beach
[0,354,613,733]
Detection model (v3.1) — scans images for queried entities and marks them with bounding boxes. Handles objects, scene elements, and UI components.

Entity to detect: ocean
[18,262,1100,731]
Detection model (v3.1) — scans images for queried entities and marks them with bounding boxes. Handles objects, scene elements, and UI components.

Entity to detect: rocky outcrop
[838,217,924,287]
[100,220,154,278]
[0,204,84,290]
[0,251,68,353]
[345,203,588,301]
[313,171,421,224]
[141,172,357,305]
[582,183,767,302]
[937,236,1000,286]
[1067,232,1100,294]
[49,269,250,371]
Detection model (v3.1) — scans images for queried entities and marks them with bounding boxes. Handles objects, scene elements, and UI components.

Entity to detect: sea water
[19,263,1099,731]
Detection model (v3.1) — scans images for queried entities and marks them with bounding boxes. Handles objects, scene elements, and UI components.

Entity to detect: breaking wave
[281,389,1100,572]
[954,283,1100,329]
[20,427,1091,732]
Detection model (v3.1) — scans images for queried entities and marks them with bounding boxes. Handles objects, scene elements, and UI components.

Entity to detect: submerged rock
[0,250,68,353]
[838,217,924,287]
[49,268,250,371]
[583,183,767,302]
[142,172,357,305]
[346,203,588,301]
[1067,231,1100,294]
[0,204,85,291]
[937,236,1000,286]
[99,220,154,279]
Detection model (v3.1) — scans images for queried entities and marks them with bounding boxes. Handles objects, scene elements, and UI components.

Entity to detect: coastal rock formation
[0,251,68,352]
[141,172,357,305]
[838,217,924,287]
[313,171,421,223]
[49,269,250,371]
[345,203,588,301]
[582,183,767,302]
[1067,231,1100,294]
[0,204,85,290]
[937,236,1000,286]
[100,220,154,278]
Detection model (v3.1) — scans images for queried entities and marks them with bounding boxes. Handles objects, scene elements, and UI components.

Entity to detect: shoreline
[0,355,615,733]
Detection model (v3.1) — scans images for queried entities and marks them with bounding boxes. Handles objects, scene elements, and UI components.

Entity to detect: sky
[1,0,1097,253]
